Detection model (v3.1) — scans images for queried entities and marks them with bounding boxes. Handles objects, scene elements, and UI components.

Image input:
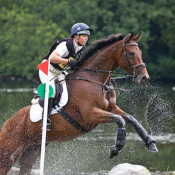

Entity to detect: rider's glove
[68,58,77,69]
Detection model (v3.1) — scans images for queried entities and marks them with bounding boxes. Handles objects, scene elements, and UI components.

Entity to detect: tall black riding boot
[42,97,54,131]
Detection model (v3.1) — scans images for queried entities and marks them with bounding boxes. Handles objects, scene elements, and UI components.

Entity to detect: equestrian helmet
[71,23,93,37]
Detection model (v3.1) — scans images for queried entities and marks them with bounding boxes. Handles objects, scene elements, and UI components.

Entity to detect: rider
[38,23,93,130]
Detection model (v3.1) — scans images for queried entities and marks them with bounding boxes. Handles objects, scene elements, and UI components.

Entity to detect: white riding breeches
[39,60,68,108]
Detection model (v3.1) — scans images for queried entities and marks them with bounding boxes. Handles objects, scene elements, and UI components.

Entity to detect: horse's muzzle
[135,74,149,86]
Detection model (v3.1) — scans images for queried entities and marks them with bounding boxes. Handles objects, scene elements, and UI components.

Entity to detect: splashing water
[144,93,174,135]
[116,81,175,136]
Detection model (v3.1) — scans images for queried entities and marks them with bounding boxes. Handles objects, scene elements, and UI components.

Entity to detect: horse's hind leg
[114,105,158,152]
[18,144,42,175]
[0,138,25,175]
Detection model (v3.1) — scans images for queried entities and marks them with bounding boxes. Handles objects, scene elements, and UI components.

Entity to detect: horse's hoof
[147,142,158,152]
[109,145,120,159]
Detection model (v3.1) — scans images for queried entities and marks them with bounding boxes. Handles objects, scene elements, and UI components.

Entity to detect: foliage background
[0,0,175,82]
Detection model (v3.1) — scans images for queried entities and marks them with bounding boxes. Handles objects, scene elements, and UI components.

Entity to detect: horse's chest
[98,93,109,110]
[103,98,110,110]
[104,91,116,110]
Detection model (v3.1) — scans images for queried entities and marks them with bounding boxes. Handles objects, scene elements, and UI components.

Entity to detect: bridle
[117,34,146,80]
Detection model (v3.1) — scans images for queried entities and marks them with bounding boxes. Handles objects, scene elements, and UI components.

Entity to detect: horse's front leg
[111,105,158,152]
[91,107,126,158]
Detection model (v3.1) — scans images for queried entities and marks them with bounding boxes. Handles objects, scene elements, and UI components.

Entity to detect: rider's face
[74,34,89,46]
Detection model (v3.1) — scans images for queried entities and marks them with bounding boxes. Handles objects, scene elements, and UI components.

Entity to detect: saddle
[31,82,63,108]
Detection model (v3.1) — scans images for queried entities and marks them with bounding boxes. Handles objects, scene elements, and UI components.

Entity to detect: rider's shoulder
[58,38,73,50]
[55,42,69,56]
[56,41,67,48]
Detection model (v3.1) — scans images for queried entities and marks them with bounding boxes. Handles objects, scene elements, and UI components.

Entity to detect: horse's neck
[81,42,121,80]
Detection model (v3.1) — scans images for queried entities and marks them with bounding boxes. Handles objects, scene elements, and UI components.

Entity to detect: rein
[74,67,133,75]
[66,68,131,94]
[66,76,129,95]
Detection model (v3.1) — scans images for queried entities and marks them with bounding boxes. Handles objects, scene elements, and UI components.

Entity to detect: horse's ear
[125,32,135,43]
[129,32,135,41]
[133,33,142,42]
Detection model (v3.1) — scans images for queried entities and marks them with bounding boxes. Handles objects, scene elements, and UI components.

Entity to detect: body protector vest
[43,38,85,70]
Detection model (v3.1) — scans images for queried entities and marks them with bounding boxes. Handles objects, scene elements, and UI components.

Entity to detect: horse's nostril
[142,76,148,83]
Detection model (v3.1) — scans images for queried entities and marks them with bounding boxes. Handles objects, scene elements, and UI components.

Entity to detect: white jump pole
[40,59,50,175]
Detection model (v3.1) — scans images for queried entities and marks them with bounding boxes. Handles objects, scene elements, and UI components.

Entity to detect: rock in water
[108,163,151,175]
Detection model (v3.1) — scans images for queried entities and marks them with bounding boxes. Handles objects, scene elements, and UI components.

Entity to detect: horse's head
[117,33,149,85]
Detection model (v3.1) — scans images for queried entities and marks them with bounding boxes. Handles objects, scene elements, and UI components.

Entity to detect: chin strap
[74,35,83,46]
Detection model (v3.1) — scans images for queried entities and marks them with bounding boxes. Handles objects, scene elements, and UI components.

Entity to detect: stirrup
[42,119,52,131]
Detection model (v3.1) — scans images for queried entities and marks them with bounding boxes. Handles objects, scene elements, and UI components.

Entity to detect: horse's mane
[76,33,124,67]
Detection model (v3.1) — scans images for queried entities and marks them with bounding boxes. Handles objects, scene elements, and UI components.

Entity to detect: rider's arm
[49,42,69,64]
[49,51,69,64]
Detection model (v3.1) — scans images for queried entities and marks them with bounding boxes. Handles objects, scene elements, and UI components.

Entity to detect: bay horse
[0,33,157,175]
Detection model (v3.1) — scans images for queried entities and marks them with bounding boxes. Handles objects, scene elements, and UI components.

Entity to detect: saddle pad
[30,104,57,122]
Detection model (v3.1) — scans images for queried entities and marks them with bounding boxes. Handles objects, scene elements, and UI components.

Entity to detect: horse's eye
[129,52,134,56]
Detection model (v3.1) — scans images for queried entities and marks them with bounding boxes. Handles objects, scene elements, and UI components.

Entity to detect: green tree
[0,0,175,81]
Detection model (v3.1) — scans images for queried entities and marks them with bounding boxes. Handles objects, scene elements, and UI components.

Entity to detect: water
[0,79,175,174]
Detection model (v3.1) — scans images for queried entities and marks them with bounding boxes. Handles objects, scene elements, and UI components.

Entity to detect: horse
[0,33,157,175]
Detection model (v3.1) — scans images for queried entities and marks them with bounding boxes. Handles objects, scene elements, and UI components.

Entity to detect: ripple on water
[76,131,175,144]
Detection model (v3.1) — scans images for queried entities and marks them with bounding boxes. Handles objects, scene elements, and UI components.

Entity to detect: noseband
[118,35,146,80]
